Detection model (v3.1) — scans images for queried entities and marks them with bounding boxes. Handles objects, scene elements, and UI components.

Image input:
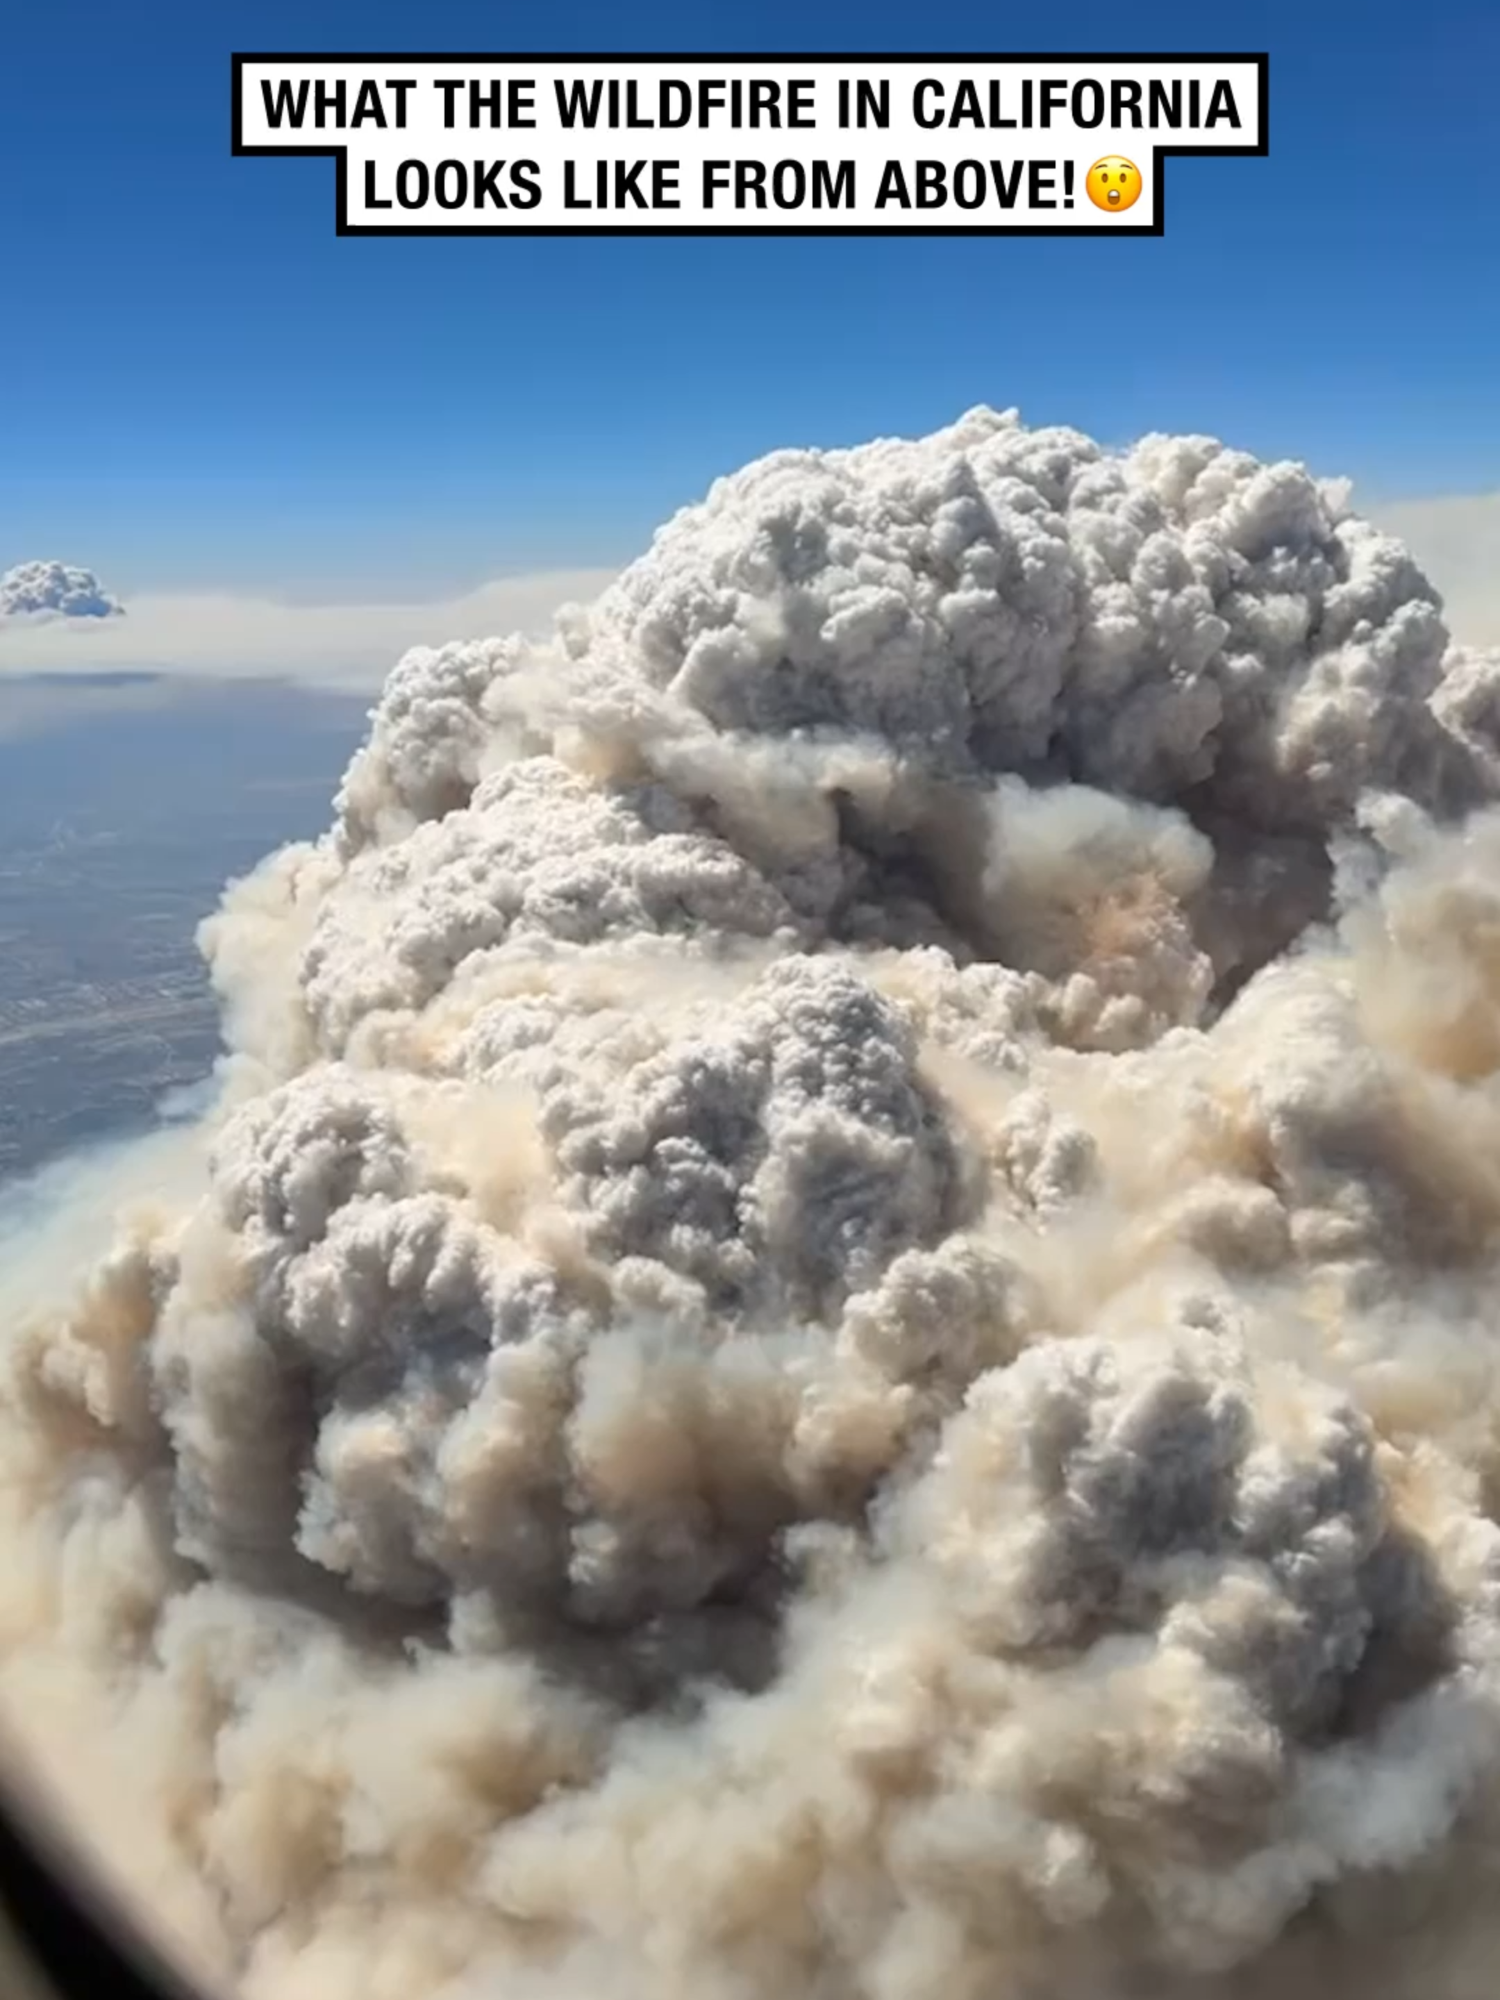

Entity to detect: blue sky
[1,0,1496,596]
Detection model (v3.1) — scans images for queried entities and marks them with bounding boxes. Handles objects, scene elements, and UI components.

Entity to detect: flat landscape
[0,678,368,1182]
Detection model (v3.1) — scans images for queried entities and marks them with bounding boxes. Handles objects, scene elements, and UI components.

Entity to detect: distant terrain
[0,677,368,1182]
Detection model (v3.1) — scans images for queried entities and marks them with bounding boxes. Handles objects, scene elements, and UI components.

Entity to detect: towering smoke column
[7,407,1500,2000]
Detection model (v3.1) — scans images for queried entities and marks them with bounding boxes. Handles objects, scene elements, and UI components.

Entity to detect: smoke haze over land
[0,570,622,690]
[5,407,1500,2000]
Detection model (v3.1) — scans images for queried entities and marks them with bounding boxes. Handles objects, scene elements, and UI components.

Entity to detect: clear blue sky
[2,0,1496,594]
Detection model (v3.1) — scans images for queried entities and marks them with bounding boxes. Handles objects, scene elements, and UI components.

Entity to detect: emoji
[1086,156,1142,214]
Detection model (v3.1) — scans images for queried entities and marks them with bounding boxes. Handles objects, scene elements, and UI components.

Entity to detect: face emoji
[1086,156,1142,213]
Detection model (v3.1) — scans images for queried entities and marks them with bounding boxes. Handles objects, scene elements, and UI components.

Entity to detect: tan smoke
[4,406,1500,2000]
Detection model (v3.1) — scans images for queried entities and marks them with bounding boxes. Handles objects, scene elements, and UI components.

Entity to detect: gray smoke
[5,406,1500,2000]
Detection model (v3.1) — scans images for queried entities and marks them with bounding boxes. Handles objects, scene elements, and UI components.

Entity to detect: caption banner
[232,52,1269,236]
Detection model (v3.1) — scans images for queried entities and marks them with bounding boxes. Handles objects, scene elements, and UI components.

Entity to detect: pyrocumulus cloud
[6,407,1500,2000]
[0,559,123,621]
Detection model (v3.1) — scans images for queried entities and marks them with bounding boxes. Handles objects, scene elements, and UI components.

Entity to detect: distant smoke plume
[0,560,123,622]
[5,406,1500,2000]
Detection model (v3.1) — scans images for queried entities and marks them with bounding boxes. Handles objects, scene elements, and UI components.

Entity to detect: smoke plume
[6,406,1500,2000]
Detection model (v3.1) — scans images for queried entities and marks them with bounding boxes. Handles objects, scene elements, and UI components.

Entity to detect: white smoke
[6,405,1500,2000]
[0,560,123,622]
[1373,492,1500,648]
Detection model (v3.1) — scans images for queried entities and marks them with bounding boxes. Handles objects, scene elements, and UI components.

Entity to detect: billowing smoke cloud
[1372,491,1500,648]
[0,559,123,621]
[6,405,1500,2000]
